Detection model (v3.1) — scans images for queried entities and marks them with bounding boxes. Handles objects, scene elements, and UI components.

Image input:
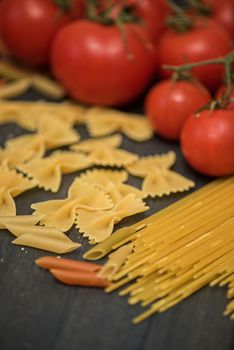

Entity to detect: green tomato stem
[163,50,234,107]
[166,0,194,32]
[53,0,72,11]
[186,0,212,16]
[222,51,234,104]
[163,57,223,72]
[86,0,139,25]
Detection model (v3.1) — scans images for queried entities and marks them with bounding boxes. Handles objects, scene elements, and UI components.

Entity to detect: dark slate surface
[0,90,233,350]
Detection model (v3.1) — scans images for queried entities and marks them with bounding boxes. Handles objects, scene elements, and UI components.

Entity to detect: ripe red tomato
[0,0,69,66]
[70,0,86,19]
[216,85,234,109]
[181,109,234,176]
[203,0,234,40]
[159,18,233,92]
[145,79,211,141]
[128,0,171,39]
[94,0,170,39]
[51,20,158,106]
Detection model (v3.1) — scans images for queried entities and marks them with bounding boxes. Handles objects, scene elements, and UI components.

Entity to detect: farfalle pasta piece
[0,147,36,168]
[86,107,153,141]
[142,168,195,198]
[0,187,16,218]
[0,101,38,130]
[53,102,87,125]
[36,114,79,149]
[0,100,87,130]
[32,198,79,232]
[79,169,128,203]
[0,60,65,99]
[120,117,153,142]
[79,169,128,187]
[115,183,145,201]
[79,169,144,203]
[86,109,120,136]
[31,179,112,231]
[76,194,149,243]
[18,151,93,192]
[24,101,87,127]
[5,116,79,157]
[71,134,122,153]
[35,101,87,125]
[0,166,36,216]
[30,75,66,100]
[71,134,135,166]
[89,147,138,167]
[0,78,32,99]
[67,178,113,210]
[5,134,46,159]
[126,151,176,177]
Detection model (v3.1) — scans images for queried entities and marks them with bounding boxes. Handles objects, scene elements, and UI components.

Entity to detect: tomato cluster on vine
[0,0,233,177]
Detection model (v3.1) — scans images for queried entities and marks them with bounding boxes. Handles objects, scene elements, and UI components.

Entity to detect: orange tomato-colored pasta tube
[50,269,110,288]
[35,256,101,273]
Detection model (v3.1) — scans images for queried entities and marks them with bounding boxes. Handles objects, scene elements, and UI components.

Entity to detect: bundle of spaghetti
[87,177,234,323]
[84,177,234,260]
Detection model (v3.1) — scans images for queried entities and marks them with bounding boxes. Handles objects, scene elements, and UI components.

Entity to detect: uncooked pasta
[18,151,93,192]
[0,215,81,254]
[0,165,36,216]
[31,178,113,231]
[86,106,153,141]
[98,244,133,281]
[85,177,234,323]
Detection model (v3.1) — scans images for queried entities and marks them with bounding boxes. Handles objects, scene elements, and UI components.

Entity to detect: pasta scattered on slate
[126,151,176,176]
[0,165,36,216]
[0,215,80,254]
[85,177,234,323]
[18,151,93,192]
[31,179,113,232]
[0,100,86,130]
[71,134,123,153]
[86,107,153,141]
[98,244,133,281]
[76,194,149,243]
[142,168,195,197]
[80,169,144,203]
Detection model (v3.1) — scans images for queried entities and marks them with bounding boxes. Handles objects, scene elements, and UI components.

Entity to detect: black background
[0,88,233,350]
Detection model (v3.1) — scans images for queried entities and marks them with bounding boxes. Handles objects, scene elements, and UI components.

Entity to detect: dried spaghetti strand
[85,178,233,260]
[101,177,234,323]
